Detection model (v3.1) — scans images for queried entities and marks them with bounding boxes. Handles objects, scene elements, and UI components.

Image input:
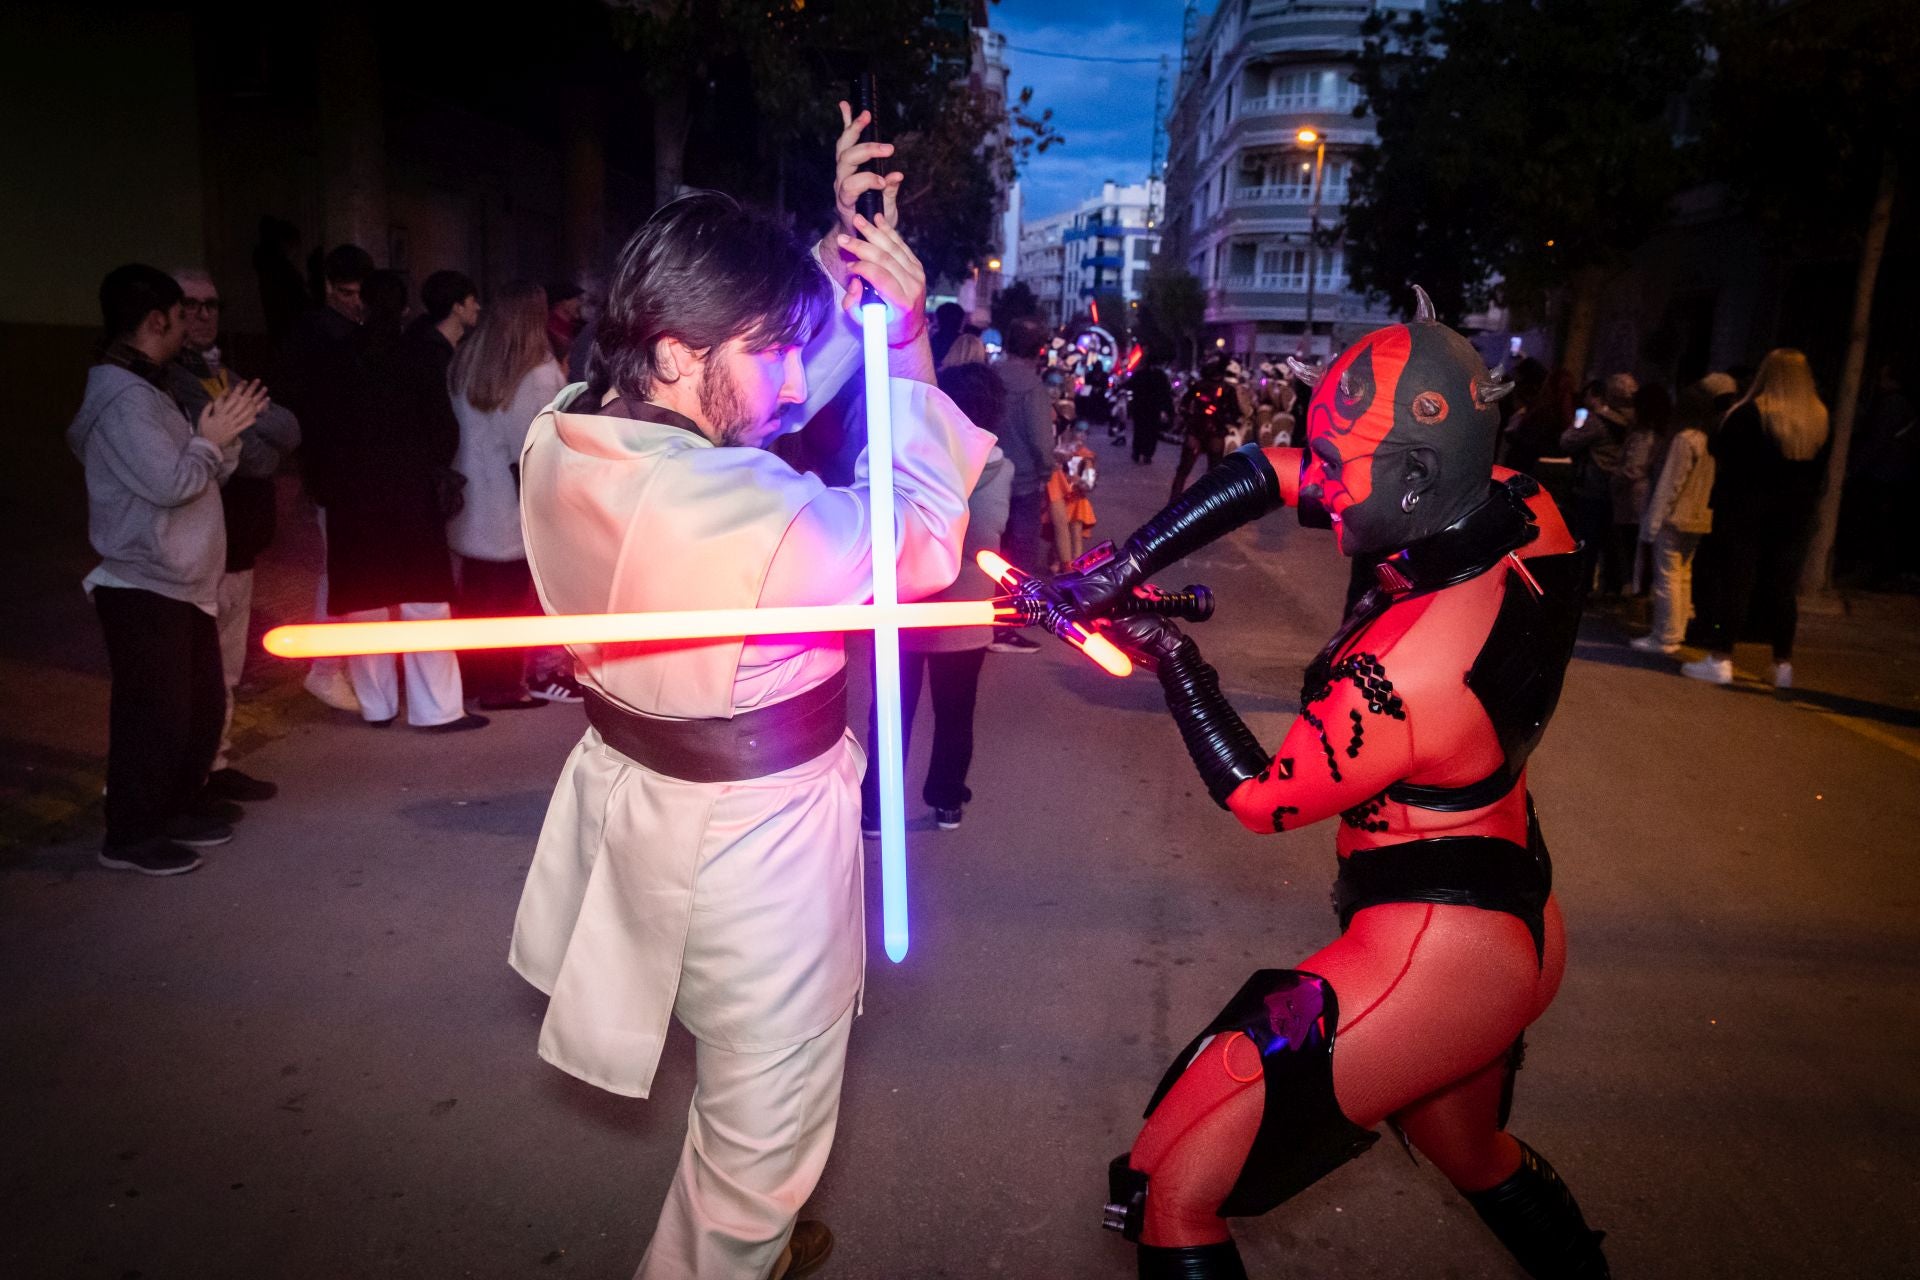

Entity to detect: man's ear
[1401,445,1442,503]
[653,336,698,386]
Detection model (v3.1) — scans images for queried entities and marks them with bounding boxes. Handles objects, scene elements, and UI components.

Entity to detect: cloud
[992,0,1185,219]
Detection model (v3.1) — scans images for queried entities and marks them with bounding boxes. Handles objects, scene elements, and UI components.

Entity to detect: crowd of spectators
[66,219,1897,870]
[69,242,603,874]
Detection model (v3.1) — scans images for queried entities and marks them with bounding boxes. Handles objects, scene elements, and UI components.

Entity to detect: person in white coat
[447,280,570,708]
[510,110,993,1280]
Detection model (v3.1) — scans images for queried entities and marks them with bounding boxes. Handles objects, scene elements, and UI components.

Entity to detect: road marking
[1813,711,1920,765]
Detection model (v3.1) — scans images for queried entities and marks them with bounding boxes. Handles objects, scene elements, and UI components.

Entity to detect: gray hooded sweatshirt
[67,362,235,611]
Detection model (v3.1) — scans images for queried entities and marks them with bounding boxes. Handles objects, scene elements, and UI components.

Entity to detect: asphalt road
[4,436,1918,1279]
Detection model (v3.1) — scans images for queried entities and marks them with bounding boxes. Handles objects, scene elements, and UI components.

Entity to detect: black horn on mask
[1412,284,1437,323]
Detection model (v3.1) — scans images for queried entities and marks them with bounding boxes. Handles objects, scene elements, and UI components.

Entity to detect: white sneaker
[1773,661,1793,689]
[1680,656,1733,685]
[1629,634,1678,655]
[304,660,361,712]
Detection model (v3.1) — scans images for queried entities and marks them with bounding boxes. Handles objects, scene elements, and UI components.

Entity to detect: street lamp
[1296,126,1326,357]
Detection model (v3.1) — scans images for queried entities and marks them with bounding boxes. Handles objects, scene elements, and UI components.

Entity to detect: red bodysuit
[1077,307,1607,1278]
[1132,466,1581,1246]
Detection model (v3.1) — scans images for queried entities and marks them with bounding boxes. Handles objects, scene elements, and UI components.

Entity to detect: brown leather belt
[583,671,848,783]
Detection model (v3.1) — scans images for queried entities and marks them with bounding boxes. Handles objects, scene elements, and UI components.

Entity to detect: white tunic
[509,364,994,1097]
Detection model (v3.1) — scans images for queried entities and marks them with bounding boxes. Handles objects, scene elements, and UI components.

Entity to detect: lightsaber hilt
[852,71,884,309]
[1109,585,1215,623]
[999,584,1213,629]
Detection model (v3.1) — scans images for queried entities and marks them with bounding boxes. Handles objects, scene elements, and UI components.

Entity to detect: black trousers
[1701,522,1807,660]
[1132,413,1163,463]
[861,646,988,817]
[1169,432,1226,501]
[454,555,538,701]
[1002,488,1045,576]
[94,586,224,847]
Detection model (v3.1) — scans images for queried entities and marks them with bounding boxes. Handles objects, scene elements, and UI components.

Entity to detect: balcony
[1229,184,1345,210]
[1239,92,1344,119]
[1222,272,1310,292]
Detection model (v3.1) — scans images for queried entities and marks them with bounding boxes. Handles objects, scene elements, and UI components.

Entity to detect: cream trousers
[635,999,854,1280]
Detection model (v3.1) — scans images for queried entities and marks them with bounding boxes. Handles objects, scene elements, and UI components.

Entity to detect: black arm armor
[1159,635,1271,809]
[1116,445,1283,584]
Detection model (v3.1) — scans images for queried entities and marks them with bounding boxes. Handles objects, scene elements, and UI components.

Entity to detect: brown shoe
[773,1220,834,1279]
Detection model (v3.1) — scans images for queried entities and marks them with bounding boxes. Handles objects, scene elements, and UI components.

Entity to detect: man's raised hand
[833,99,902,239]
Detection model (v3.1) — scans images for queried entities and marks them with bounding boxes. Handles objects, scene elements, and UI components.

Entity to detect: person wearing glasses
[166,269,301,804]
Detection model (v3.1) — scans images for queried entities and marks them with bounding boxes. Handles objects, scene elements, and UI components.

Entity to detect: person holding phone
[1560,374,1638,594]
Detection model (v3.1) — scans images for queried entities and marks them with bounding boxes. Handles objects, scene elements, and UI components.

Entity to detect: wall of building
[0,6,206,328]
[1162,0,1418,363]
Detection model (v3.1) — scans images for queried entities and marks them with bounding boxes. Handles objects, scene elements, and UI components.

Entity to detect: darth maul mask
[1293,287,1513,557]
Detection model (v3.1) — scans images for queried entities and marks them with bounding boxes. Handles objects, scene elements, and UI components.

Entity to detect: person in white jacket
[447,280,570,708]
[1632,373,1735,654]
[510,111,993,1280]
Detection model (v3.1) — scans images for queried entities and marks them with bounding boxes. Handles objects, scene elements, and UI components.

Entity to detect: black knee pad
[1141,969,1380,1218]
[1104,1153,1148,1240]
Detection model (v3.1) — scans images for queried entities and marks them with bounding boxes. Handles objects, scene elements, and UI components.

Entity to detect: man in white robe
[510,113,993,1279]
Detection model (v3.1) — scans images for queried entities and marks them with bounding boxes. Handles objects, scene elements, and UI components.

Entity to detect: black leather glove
[1105,616,1271,809]
[1102,614,1190,674]
[1045,445,1284,620]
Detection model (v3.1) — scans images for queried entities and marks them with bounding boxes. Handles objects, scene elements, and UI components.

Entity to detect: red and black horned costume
[1039,292,1608,1279]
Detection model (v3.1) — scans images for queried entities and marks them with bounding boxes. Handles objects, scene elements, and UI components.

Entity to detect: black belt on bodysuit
[1332,805,1553,963]
[583,671,847,783]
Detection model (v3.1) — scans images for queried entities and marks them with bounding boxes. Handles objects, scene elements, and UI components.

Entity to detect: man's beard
[698,359,763,448]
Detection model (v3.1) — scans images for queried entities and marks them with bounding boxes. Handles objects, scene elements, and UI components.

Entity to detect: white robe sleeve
[759,379,994,608]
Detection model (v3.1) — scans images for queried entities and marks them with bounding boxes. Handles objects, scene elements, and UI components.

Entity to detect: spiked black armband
[1119,445,1283,584]
[1158,635,1271,809]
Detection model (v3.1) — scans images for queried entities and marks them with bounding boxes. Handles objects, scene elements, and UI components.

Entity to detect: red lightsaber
[975,550,1133,677]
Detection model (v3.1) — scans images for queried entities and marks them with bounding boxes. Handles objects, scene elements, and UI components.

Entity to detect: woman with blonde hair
[447,280,573,708]
[939,331,988,369]
[1682,348,1830,688]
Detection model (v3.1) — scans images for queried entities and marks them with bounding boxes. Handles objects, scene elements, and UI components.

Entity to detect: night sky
[992,0,1188,221]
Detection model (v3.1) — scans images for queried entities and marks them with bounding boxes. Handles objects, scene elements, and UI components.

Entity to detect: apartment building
[1017,179,1163,327]
[1160,0,1423,361]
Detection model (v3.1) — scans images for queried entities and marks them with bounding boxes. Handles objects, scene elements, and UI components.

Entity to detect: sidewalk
[0,474,343,855]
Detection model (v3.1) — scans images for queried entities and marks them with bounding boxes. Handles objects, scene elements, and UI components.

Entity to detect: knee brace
[1145,969,1379,1219]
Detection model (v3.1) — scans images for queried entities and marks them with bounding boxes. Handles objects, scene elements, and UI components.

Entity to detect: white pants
[635,1000,854,1280]
[306,510,349,698]
[212,568,254,770]
[339,602,466,725]
[1647,527,1702,647]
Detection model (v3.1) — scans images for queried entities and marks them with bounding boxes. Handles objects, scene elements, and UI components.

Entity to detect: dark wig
[589,191,830,402]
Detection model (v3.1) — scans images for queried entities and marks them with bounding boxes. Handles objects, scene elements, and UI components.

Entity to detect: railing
[1230,184,1346,206]
[1237,92,1359,119]
[1218,271,1346,293]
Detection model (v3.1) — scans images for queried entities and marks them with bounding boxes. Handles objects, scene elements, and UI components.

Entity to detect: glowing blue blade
[862,297,910,963]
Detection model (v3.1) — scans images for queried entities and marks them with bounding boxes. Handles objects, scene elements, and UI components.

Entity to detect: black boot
[1463,1142,1610,1278]
[1137,1240,1249,1280]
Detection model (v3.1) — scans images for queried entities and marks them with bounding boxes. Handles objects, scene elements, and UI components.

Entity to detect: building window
[1133,239,1153,264]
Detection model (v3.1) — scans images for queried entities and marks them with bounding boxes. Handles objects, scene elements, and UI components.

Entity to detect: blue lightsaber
[862,291,909,963]
[852,72,911,963]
